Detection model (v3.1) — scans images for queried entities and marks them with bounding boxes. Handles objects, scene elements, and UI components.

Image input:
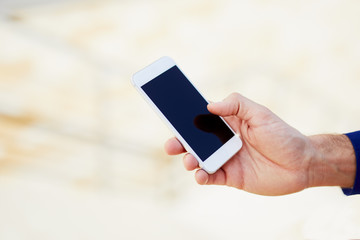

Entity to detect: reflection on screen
[141,66,234,161]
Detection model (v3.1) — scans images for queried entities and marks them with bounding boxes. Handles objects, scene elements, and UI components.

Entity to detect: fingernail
[204,174,209,184]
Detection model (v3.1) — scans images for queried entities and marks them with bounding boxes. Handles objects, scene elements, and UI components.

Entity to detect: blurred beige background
[1,0,360,239]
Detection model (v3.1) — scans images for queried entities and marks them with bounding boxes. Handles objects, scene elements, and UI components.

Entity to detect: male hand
[164,93,355,196]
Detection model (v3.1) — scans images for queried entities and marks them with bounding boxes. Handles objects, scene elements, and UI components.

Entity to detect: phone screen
[141,66,234,161]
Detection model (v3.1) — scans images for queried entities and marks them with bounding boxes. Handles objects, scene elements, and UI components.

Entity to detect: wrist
[307,134,356,188]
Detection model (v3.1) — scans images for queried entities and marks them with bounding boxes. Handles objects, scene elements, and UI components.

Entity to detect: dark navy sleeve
[342,131,360,195]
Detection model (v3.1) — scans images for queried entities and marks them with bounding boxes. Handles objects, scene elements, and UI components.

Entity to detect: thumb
[207,93,262,121]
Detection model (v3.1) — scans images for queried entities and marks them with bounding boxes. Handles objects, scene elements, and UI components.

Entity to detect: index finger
[164,137,186,155]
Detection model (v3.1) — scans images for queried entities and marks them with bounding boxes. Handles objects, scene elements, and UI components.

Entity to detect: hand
[164,93,355,196]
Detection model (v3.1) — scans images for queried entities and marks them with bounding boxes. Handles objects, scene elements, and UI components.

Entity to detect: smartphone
[131,57,242,174]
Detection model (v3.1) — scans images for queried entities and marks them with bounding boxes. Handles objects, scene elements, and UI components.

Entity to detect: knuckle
[229,92,240,99]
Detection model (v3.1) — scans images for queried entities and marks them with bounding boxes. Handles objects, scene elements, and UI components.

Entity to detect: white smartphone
[132,57,242,174]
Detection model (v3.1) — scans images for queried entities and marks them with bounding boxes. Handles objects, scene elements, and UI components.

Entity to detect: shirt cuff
[342,131,360,196]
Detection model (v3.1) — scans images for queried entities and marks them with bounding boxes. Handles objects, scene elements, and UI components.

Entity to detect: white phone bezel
[132,56,242,174]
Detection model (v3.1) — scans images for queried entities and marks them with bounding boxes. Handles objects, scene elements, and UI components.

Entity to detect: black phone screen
[142,66,234,161]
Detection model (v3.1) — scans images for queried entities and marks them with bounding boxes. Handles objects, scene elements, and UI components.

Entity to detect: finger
[195,168,227,186]
[195,169,209,184]
[207,92,263,121]
[164,137,186,155]
[183,153,199,171]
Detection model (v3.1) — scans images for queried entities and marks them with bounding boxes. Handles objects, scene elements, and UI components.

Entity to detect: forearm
[308,134,356,188]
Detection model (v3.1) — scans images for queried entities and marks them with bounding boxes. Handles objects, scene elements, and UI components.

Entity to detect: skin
[164,93,356,196]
